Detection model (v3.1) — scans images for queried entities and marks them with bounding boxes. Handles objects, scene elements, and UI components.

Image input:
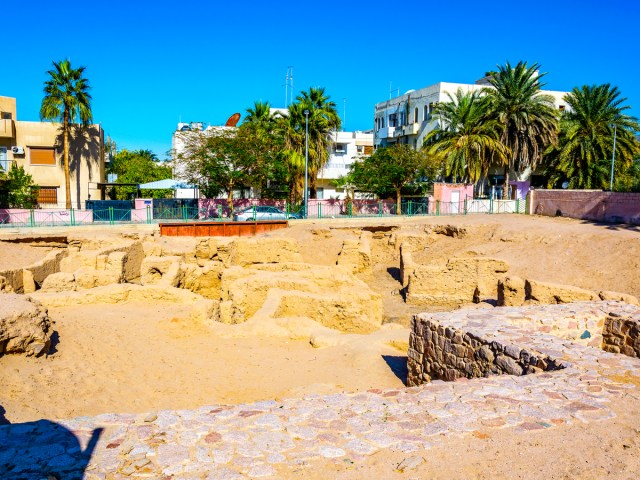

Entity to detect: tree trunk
[63,110,71,209]
[503,165,510,200]
[227,183,234,216]
[396,188,402,215]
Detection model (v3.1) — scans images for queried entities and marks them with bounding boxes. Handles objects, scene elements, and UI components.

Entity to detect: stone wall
[530,190,640,225]
[602,314,640,358]
[408,316,564,386]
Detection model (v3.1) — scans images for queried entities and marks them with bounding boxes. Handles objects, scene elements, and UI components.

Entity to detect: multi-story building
[0,95,105,208]
[316,130,374,199]
[373,77,569,195]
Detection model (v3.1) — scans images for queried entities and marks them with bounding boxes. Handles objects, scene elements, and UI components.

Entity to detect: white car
[233,206,301,221]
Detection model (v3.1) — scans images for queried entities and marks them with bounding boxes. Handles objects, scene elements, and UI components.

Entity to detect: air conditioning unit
[11,146,24,155]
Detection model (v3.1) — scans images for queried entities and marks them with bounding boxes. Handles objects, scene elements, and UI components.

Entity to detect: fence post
[252,205,256,221]
[318,202,322,219]
[464,196,468,215]
[408,200,413,216]
[489,197,494,214]
[146,205,151,223]
[109,207,114,225]
[436,200,440,216]
[29,209,35,227]
[70,208,76,226]
[378,201,383,217]
[285,202,289,218]
[516,198,520,214]
[217,205,223,220]
[182,205,187,221]
[347,202,352,218]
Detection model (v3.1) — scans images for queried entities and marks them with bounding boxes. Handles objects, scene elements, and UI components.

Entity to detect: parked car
[233,205,301,221]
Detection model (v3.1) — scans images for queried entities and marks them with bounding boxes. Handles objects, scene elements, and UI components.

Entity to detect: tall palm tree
[40,59,93,209]
[274,102,306,204]
[295,87,341,198]
[486,61,558,197]
[545,84,640,189]
[424,89,509,193]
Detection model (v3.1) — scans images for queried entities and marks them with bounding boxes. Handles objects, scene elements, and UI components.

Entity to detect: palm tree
[486,61,558,197]
[545,84,640,189]
[244,101,277,129]
[295,87,341,198]
[40,59,93,209]
[274,102,306,204]
[424,89,509,193]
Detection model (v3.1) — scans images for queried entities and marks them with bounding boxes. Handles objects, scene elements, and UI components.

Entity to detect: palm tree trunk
[503,165,510,200]
[396,188,402,215]
[63,110,71,209]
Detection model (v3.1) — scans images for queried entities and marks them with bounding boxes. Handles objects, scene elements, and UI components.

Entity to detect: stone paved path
[2,301,640,479]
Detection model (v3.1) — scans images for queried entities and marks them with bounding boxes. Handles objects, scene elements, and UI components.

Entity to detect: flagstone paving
[2,301,640,479]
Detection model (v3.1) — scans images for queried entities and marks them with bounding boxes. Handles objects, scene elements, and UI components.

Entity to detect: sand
[1,214,639,478]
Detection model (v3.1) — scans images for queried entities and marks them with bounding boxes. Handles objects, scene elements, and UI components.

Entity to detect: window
[335,144,347,154]
[424,105,428,122]
[389,114,397,127]
[364,145,373,155]
[414,107,419,123]
[30,147,56,165]
[356,145,364,154]
[1,112,11,120]
[316,188,324,200]
[37,187,58,205]
[559,105,565,111]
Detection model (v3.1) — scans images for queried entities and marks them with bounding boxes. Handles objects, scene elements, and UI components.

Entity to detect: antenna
[343,98,346,132]
[285,66,294,106]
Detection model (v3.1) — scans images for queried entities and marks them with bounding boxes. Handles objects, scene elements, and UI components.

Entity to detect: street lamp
[609,124,617,191]
[304,109,309,218]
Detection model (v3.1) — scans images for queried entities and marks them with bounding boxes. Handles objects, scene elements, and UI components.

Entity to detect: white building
[316,130,374,199]
[374,78,569,150]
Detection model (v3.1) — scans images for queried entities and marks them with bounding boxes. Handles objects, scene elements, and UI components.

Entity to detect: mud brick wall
[529,190,640,225]
[407,316,565,387]
[602,314,640,358]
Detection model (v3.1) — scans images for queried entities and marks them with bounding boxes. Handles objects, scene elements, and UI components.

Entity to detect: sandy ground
[1,214,640,478]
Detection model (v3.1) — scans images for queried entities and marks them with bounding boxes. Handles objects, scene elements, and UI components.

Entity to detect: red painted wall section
[530,190,640,224]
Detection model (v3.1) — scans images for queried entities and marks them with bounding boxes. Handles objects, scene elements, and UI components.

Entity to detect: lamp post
[609,124,617,191]
[304,109,309,218]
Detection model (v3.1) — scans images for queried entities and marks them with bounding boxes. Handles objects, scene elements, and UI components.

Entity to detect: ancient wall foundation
[408,316,564,386]
[602,314,640,358]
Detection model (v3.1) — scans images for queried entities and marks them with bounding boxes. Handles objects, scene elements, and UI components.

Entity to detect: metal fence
[0,197,526,228]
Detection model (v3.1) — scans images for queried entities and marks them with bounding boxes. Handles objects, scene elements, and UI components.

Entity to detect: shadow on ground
[382,355,408,385]
[0,410,103,479]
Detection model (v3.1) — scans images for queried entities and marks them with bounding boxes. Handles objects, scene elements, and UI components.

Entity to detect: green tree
[424,89,509,193]
[486,61,558,196]
[109,149,173,199]
[244,101,278,129]
[545,84,640,189]
[0,164,39,208]
[349,144,439,214]
[40,59,93,209]
[176,123,278,213]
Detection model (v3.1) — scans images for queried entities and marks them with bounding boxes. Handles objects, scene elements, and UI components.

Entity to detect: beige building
[0,96,105,208]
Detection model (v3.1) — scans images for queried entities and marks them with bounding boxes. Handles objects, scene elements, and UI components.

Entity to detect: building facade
[316,130,374,199]
[373,78,569,196]
[0,96,105,208]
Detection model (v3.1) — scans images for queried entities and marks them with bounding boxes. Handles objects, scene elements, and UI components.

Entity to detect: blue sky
[3,0,639,158]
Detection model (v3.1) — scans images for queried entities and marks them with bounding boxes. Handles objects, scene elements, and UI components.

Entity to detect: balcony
[377,126,396,139]
[403,123,420,135]
[0,119,15,138]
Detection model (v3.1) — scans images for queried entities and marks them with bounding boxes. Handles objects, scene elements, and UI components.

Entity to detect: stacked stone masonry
[602,313,640,357]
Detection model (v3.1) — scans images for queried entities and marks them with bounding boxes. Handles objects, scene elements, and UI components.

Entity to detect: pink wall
[433,183,474,202]
[530,190,640,225]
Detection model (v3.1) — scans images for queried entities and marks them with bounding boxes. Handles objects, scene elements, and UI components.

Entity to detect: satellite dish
[561,181,569,189]
[225,113,241,127]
